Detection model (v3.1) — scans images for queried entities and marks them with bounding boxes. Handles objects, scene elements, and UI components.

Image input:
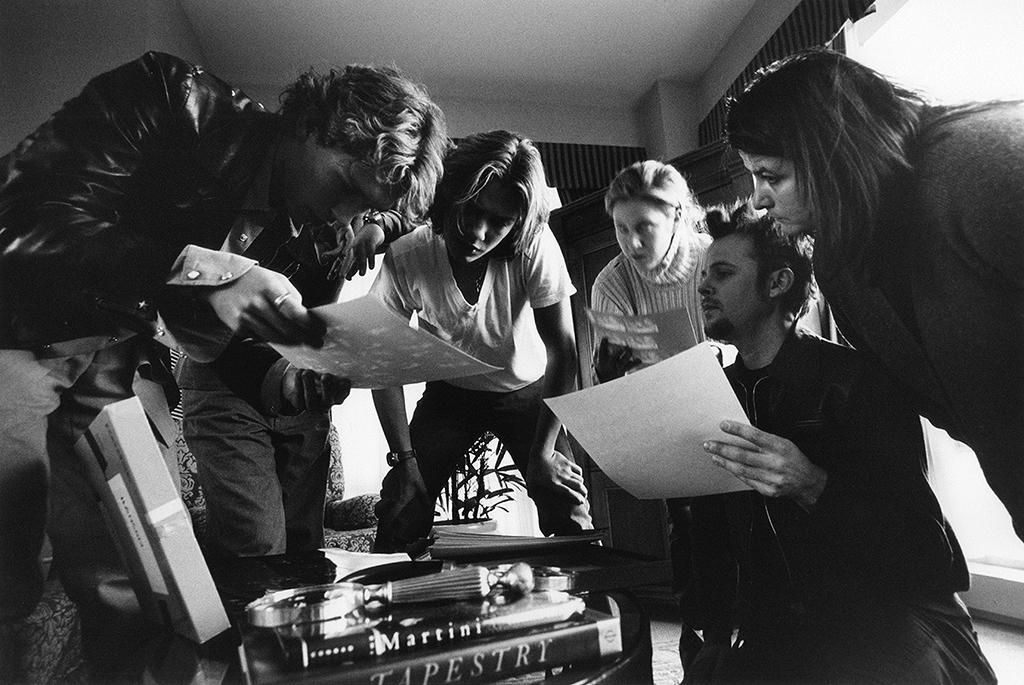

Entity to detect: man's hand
[346,221,386,279]
[202,266,326,346]
[703,420,827,510]
[526,450,588,506]
[593,337,643,383]
[373,459,432,552]
[280,367,351,414]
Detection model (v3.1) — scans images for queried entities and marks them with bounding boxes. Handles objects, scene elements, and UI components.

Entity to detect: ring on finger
[272,292,292,308]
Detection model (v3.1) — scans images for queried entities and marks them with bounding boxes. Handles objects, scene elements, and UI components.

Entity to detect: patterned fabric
[322,528,377,554]
[174,420,208,540]
[325,493,380,531]
[1,579,83,683]
[325,423,346,502]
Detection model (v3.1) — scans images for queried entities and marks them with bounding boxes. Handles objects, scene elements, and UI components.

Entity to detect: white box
[75,396,230,643]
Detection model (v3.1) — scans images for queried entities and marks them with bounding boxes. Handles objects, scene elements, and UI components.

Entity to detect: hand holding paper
[545,343,751,498]
[270,295,499,389]
[587,306,698,367]
[705,420,827,509]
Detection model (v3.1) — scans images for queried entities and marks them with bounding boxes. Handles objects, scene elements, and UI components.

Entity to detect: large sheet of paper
[546,343,751,498]
[587,306,698,366]
[271,295,499,389]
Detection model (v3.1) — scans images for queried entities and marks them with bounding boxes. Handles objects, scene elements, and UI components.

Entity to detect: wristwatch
[386,449,417,467]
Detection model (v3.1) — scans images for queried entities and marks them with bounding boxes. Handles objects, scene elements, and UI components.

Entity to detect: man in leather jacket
[0,51,446,673]
[688,203,994,683]
[176,207,406,559]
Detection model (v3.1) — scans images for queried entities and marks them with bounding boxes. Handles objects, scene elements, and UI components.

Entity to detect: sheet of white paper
[545,342,752,498]
[270,295,500,389]
[319,549,411,583]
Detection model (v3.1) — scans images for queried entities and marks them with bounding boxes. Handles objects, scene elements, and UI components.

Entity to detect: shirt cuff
[166,245,258,286]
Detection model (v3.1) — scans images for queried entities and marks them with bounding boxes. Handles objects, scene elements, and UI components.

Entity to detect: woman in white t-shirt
[369,130,592,551]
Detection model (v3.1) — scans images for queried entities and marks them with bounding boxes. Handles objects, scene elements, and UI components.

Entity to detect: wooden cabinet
[548,140,752,564]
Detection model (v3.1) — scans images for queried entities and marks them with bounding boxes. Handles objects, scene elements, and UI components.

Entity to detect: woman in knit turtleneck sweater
[591,160,710,377]
[590,160,735,670]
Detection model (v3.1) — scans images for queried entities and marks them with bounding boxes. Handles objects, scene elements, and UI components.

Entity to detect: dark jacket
[0,51,282,349]
[815,103,1024,538]
[724,327,968,638]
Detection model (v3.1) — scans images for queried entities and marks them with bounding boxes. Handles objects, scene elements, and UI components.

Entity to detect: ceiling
[178,0,761,109]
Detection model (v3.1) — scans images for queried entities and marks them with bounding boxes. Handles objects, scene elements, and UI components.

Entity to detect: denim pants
[375,379,593,551]
[0,339,154,672]
[178,358,332,557]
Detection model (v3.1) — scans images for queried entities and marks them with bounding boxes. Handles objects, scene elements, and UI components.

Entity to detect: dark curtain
[697,0,875,146]
[534,141,647,205]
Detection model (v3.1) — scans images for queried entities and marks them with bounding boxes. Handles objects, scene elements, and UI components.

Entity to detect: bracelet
[386,449,417,467]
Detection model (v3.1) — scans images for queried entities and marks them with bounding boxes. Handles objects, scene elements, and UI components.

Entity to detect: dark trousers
[375,379,593,551]
[669,492,750,669]
[687,595,996,684]
[178,359,331,557]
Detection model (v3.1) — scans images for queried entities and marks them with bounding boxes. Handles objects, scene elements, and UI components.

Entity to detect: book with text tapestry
[237,563,623,684]
[240,606,622,684]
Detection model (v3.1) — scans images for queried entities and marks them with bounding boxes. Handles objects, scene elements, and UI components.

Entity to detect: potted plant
[434,432,525,525]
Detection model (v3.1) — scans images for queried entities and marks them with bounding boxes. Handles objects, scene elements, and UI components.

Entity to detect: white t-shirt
[370,225,576,392]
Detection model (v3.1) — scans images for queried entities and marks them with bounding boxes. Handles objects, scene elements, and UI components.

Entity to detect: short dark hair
[706,202,816,319]
[428,130,549,256]
[279,64,448,222]
[724,48,924,273]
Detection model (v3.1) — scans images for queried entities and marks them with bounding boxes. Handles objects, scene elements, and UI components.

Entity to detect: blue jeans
[375,379,593,551]
[0,339,154,672]
[178,359,332,557]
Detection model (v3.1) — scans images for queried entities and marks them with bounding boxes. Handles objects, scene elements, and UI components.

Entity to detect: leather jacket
[0,51,279,349]
[723,327,968,636]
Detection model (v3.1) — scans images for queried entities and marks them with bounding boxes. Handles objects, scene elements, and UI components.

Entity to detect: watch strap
[386,449,417,467]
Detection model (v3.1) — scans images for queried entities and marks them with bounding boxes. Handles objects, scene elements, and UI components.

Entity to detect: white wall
[0,0,205,151]
[436,95,643,148]
[0,0,795,157]
[695,0,802,121]
[637,79,702,160]
[632,0,800,160]
[238,82,647,148]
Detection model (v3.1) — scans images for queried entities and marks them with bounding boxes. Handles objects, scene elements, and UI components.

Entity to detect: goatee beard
[704,319,735,343]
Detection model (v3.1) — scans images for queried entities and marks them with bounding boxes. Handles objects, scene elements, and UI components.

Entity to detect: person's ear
[767,267,794,300]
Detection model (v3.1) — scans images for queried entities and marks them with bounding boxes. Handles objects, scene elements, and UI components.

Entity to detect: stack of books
[239,589,622,684]
[427,528,607,560]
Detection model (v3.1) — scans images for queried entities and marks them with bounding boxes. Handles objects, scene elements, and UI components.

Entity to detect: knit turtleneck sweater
[590,229,711,343]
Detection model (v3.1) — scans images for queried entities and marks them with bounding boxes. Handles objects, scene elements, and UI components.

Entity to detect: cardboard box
[75,396,230,643]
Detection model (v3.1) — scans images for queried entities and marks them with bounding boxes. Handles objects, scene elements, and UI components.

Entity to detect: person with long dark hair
[725,47,1024,542]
